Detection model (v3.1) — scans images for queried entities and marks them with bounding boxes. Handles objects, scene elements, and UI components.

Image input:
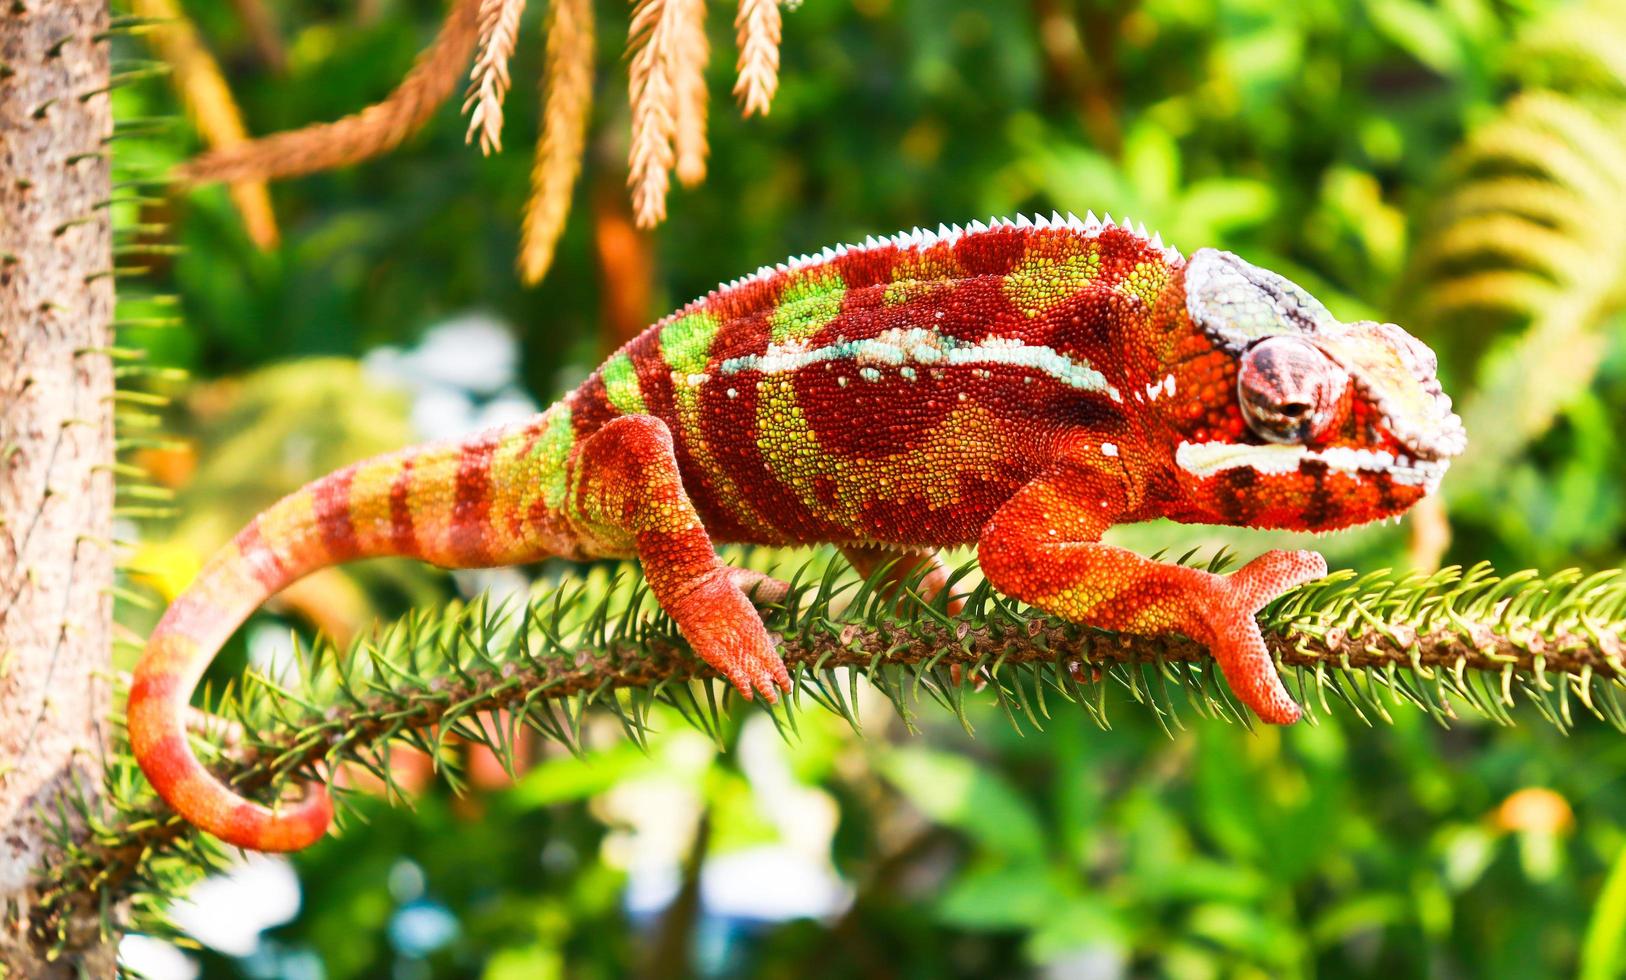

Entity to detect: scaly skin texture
[130,212,1466,851]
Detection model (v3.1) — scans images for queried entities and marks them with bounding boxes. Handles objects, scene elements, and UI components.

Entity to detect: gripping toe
[1205,550,1325,725]
[1231,549,1328,612]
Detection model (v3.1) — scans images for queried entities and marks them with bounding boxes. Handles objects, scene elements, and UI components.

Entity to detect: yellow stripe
[405,444,462,558]
[489,427,537,550]
[257,489,319,570]
[349,456,405,553]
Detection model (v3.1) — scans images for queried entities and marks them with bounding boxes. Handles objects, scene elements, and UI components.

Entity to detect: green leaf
[503,741,660,809]
[934,864,1072,930]
[484,945,563,980]
[876,746,1046,861]
[1023,897,1130,965]
[1580,842,1626,980]
[1365,0,1465,74]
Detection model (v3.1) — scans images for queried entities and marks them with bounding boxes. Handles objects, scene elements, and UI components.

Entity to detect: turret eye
[1238,337,1344,444]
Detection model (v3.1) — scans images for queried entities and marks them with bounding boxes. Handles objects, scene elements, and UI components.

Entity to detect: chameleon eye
[1238,336,1345,444]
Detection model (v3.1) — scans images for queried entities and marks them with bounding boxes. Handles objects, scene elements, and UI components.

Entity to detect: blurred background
[109,0,1626,976]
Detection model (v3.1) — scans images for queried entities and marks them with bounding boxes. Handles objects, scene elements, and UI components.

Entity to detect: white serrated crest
[691,211,1185,323]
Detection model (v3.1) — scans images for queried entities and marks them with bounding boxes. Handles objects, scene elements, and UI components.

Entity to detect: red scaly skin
[130,212,1465,851]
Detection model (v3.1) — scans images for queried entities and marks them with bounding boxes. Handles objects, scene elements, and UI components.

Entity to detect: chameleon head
[1164,249,1466,532]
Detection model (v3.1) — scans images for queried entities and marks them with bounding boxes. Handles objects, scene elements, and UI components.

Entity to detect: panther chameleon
[130,211,1466,851]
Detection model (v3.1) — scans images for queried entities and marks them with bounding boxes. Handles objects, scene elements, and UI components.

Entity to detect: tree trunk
[0,0,116,972]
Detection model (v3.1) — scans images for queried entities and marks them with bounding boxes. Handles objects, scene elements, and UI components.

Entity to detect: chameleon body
[130,213,1465,851]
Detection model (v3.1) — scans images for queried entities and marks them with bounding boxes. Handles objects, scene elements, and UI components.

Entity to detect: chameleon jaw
[1174,440,1451,492]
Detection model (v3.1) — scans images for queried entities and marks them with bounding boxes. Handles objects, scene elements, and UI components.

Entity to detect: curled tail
[130,418,559,851]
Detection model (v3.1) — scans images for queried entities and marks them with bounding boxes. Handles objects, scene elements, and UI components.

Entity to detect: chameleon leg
[977,467,1325,724]
[567,415,792,701]
[840,544,966,616]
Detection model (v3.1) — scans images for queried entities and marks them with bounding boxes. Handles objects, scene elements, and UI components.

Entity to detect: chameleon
[130,212,1465,852]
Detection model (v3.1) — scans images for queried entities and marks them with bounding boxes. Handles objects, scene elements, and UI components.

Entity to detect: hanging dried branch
[131,0,280,248]
[518,0,595,284]
[733,0,781,117]
[673,0,710,187]
[161,0,792,272]
[626,0,686,227]
[175,0,482,184]
[464,0,527,154]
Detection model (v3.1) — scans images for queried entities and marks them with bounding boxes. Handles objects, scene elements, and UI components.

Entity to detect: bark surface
[0,0,116,971]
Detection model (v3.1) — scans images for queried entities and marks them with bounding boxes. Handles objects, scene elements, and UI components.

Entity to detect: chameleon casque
[130,212,1466,852]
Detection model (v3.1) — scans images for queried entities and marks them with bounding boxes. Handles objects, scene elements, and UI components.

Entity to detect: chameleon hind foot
[567,414,791,703]
[665,565,793,701]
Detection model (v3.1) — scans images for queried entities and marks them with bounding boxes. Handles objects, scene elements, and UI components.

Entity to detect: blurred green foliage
[112,0,1626,976]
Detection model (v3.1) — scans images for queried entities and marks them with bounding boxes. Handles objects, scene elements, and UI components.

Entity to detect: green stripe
[770,269,845,342]
[535,407,575,510]
[659,311,721,376]
[602,353,648,414]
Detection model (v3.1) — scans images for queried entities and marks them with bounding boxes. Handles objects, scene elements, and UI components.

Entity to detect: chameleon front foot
[1196,549,1327,725]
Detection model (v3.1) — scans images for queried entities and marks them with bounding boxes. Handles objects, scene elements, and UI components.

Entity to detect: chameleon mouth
[1174,440,1451,492]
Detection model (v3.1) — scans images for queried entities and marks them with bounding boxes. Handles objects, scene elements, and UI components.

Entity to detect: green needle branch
[30,557,1626,953]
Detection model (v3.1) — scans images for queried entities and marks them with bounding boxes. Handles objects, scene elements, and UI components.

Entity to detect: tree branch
[30,559,1626,947]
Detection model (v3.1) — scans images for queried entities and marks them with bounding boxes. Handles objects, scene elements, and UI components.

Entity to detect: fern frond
[672,0,710,188]
[1403,0,1626,495]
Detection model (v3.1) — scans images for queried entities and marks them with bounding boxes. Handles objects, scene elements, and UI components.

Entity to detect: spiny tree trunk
[0,0,116,972]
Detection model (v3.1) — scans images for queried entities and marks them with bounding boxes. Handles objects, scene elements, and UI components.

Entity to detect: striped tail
[129,419,554,851]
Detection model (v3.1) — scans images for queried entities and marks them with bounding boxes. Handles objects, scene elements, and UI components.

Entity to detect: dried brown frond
[133,0,280,248]
[517,0,595,284]
[176,0,482,184]
[673,0,710,187]
[464,0,528,154]
[732,0,781,117]
[626,0,686,228]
